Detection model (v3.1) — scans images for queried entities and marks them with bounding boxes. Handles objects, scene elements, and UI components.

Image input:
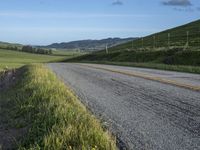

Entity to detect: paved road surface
[47,63,200,150]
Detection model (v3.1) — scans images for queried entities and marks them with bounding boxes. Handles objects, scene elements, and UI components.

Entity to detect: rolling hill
[0,41,23,49]
[44,38,137,51]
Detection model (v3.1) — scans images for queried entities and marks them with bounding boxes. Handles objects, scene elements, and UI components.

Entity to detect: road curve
[47,63,200,150]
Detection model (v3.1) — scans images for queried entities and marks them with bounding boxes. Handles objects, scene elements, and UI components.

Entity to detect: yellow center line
[79,64,200,92]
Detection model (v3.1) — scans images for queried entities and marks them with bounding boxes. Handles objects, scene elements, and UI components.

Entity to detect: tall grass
[1,65,116,149]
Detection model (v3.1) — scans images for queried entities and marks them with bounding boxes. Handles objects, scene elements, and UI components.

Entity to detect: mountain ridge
[43,37,137,51]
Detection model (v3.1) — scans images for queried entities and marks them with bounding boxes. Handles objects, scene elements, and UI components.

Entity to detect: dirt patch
[0,70,17,91]
[0,127,27,150]
[0,69,28,150]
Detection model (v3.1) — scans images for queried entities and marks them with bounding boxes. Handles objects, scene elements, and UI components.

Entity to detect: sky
[0,0,199,45]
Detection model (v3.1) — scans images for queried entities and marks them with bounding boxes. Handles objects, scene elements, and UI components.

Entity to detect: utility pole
[106,44,108,54]
[141,37,144,49]
[132,40,134,49]
[187,31,189,47]
[168,33,170,48]
[77,48,81,53]
[199,29,200,48]
[153,36,156,49]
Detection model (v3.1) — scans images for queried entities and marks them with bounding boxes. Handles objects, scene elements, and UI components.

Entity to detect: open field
[0,49,80,71]
[0,65,116,149]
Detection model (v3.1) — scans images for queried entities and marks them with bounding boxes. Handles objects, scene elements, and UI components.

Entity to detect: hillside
[44,38,137,51]
[0,41,53,55]
[68,19,200,73]
[106,19,200,53]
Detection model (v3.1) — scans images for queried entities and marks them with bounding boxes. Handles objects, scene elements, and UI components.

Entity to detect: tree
[22,46,33,53]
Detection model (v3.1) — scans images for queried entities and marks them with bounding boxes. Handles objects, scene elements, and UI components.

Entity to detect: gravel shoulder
[47,63,200,150]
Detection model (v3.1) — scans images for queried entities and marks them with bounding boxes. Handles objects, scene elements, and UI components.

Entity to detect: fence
[104,25,200,53]
[129,29,200,50]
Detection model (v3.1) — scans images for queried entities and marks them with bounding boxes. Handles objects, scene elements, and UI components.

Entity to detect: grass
[0,65,116,149]
[104,19,200,53]
[0,49,80,71]
[68,48,200,74]
[51,50,85,56]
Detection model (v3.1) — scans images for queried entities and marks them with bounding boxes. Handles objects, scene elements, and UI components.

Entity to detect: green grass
[104,19,200,53]
[0,49,79,71]
[67,49,200,74]
[0,65,116,149]
[52,50,85,56]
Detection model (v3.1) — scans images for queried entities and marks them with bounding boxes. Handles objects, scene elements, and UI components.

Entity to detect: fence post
[141,37,144,49]
[197,28,200,47]
[168,33,170,48]
[187,31,189,47]
[132,40,133,49]
[199,29,200,48]
[106,44,108,54]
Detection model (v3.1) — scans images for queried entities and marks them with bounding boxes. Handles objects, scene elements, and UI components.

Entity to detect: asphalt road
[47,63,200,150]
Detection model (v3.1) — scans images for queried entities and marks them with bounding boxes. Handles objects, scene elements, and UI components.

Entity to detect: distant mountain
[44,38,138,51]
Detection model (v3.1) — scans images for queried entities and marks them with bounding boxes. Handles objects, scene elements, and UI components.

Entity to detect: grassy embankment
[0,65,116,149]
[67,20,200,74]
[69,49,200,74]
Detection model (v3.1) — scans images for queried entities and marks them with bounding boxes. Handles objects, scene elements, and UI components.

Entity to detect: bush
[22,46,52,55]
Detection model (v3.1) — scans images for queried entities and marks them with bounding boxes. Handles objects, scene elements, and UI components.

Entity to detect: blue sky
[0,0,199,45]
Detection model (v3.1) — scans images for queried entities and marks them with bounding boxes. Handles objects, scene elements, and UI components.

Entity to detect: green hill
[106,19,200,53]
[43,38,137,51]
[0,41,23,50]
